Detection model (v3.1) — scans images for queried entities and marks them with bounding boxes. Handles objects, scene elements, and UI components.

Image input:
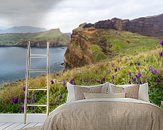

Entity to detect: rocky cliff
[64,14,162,69]
[64,27,112,69]
[83,14,163,37]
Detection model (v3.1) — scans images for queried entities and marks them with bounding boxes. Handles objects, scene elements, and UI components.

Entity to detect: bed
[42,82,163,130]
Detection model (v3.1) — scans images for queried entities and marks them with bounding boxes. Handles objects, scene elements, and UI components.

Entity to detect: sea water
[0,47,66,84]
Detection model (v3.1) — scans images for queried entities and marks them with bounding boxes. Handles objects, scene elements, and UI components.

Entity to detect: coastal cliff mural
[0,0,162,114]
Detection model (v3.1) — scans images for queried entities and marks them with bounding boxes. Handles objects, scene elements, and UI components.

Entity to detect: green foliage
[90,44,107,62]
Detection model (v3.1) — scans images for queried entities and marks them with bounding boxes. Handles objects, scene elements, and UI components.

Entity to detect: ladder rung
[31,54,47,56]
[27,104,47,107]
[30,54,47,58]
[28,88,47,91]
[28,69,47,73]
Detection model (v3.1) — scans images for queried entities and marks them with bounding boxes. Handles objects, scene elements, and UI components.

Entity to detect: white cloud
[0,0,163,32]
[43,0,163,32]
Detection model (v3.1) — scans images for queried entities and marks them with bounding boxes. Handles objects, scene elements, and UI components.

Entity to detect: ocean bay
[0,47,66,84]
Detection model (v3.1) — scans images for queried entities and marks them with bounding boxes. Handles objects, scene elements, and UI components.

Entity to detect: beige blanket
[42,98,163,130]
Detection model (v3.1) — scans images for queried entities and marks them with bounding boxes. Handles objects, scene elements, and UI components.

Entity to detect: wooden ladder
[24,41,50,124]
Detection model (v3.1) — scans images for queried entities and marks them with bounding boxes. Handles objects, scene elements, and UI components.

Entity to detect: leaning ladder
[24,41,50,124]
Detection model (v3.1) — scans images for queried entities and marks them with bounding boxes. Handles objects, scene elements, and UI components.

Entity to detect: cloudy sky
[0,0,163,32]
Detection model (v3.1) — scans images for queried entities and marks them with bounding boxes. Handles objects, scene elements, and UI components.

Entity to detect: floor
[0,114,46,130]
[0,122,43,130]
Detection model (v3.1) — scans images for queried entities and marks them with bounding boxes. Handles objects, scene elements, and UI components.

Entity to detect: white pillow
[66,82,75,103]
[108,83,149,102]
[138,83,149,102]
[66,82,109,103]
[102,82,114,93]
[84,92,125,99]
[116,84,136,88]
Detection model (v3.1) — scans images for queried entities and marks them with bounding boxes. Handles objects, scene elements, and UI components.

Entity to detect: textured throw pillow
[138,83,149,102]
[111,86,124,93]
[66,82,109,103]
[73,85,102,100]
[109,83,149,102]
[110,84,140,99]
[84,92,125,99]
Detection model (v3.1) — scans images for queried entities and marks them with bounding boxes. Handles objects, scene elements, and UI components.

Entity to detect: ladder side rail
[46,42,50,115]
[24,41,31,124]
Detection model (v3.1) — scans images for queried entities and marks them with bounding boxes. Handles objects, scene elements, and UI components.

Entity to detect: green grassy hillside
[88,29,160,58]
[0,29,70,46]
[0,30,162,113]
[99,29,159,55]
